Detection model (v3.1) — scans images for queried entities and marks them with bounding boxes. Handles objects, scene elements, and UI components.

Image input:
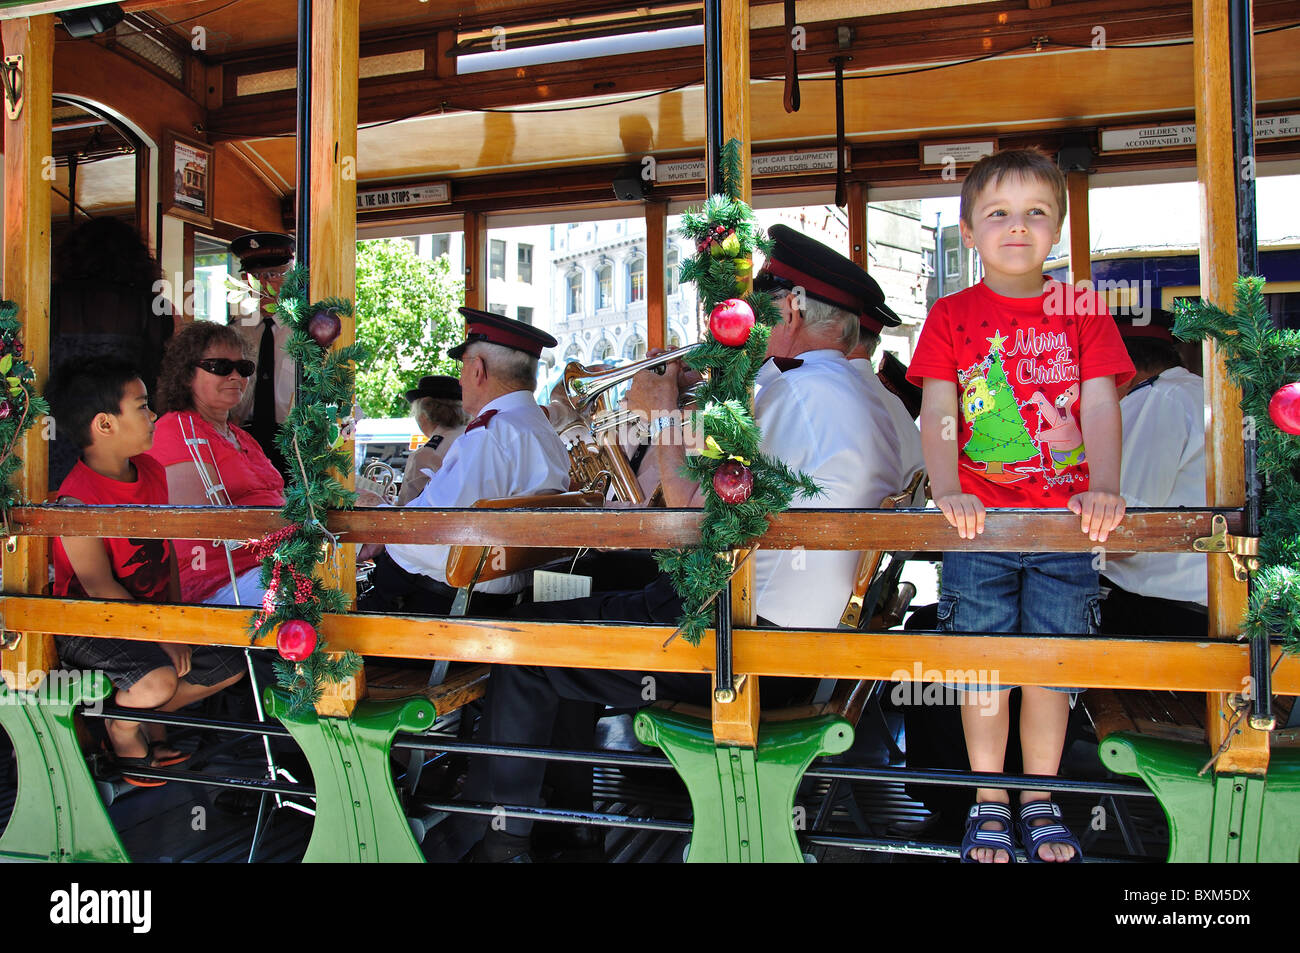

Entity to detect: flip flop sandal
[960,801,1015,863]
[112,755,168,788]
[1017,800,1083,863]
[148,741,191,768]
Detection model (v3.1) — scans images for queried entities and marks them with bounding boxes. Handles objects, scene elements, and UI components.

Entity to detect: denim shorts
[936,551,1101,695]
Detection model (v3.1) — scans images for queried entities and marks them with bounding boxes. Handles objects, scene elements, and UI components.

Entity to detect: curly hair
[156,320,248,413]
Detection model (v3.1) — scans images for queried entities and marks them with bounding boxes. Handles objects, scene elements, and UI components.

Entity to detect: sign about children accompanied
[1102,113,1300,153]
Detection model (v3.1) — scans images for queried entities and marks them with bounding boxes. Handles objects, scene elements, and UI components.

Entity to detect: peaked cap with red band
[448,307,558,361]
[1116,309,1176,343]
[229,232,294,272]
[757,223,901,335]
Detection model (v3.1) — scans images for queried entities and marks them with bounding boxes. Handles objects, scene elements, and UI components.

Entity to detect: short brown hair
[156,320,248,414]
[960,149,1067,227]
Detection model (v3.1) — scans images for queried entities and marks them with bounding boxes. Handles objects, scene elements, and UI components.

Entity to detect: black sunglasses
[194,358,256,378]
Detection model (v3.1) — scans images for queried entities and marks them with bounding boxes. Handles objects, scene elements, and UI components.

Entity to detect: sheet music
[533,570,592,603]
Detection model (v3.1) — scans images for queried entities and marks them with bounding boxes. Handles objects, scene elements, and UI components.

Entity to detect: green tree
[353,238,463,418]
[962,341,1037,472]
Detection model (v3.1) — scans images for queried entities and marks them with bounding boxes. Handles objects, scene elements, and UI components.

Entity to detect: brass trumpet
[555,344,701,504]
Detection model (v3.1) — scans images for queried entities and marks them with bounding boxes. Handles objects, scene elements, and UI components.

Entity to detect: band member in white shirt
[396,375,467,505]
[229,231,295,476]
[1100,314,1207,636]
[358,310,569,615]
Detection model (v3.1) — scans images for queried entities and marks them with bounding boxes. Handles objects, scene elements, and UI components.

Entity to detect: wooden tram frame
[0,0,1298,863]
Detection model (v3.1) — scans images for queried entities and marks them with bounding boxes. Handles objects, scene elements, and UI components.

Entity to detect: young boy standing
[48,361,244,785]
[907,150,1134,862]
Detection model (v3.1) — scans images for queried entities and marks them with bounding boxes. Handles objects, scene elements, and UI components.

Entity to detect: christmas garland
[0,300,49,512]
[656,140,822,645]
[1173,275,1300,652]
[245,266,368,714]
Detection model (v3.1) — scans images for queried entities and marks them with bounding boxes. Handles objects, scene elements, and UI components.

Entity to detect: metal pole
[1229,0,1272,730]
[296,0,311,272]
[702,0,735,698]
[702,0,725,195]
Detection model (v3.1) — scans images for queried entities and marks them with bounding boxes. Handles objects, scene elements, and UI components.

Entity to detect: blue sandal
[960,802,1015,863]
[1017,800,1083,863]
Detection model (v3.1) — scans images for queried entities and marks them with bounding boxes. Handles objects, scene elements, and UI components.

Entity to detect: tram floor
[0,705,1170,863]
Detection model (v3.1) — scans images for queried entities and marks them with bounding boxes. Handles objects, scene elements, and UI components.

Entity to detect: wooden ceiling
[31,0,1300,219]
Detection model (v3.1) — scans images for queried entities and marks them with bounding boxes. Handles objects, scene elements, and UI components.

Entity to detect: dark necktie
[253,316,276,447]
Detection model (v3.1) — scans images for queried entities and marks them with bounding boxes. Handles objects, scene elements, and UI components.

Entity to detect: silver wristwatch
[645,415,679,440]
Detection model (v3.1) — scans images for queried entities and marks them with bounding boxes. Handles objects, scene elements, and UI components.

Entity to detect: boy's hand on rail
[161,643,193,679]
[1068,491,1126,542]
[935,493,985,539]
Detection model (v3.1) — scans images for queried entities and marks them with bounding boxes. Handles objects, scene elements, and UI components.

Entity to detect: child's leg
[939,552,1021,863]
[1018,552,1100,861]
[109,666,180,760]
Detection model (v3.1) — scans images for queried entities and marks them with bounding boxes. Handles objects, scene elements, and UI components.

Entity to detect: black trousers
[357,550,521,617]
[1098,577,1209,638]
[464,573,811,838]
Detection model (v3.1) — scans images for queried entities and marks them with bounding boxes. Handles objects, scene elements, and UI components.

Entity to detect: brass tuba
[553,344,700,504]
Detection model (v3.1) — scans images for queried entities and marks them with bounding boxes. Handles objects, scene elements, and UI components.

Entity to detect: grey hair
[858,329,881,358]
[466,341,538,390]
[798,295,859,353]
[410,396,467,429]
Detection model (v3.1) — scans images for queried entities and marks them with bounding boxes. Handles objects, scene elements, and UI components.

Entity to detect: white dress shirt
[386,390,570,593]
[231,312,296,426]
[850,356,925,496]
[1106,366,1207,605]
[752,349,913,628]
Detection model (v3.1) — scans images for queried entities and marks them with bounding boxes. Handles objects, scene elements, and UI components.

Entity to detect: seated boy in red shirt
[48,360,244,785]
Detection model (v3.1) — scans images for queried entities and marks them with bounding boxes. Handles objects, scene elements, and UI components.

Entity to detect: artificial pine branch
[1174,274,1300,649]
[656,139,824,643]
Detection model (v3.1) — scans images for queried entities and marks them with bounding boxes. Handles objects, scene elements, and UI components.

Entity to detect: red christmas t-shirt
[52,454,173,601]
[907,280,1135,507]
[147,411,285,602]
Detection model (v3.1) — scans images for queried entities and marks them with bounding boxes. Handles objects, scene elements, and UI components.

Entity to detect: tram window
[597,264,613,310]
[628,258,646,303]
[567,271,583,314]
[518,244,533,284]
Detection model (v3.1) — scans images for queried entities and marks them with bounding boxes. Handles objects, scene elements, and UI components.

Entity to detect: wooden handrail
[0,595,1292,694]
[5,506,1242,553]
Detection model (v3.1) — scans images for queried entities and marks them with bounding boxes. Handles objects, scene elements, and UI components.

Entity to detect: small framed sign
[161,130,215,229]
[918,138,997,170]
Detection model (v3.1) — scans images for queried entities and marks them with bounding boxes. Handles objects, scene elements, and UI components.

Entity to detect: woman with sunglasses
[147,321,286,606]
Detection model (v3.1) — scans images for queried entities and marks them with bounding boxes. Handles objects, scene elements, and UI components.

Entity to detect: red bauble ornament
[712,460,754,504]
[276,619,317,661]
[709,298,755,347]
[1269,382,1300,435]
[307,309,342,348]
[0,400,10,421]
